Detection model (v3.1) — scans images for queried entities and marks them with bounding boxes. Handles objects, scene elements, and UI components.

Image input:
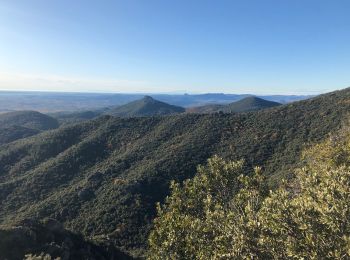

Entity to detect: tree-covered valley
[1,88,350,259]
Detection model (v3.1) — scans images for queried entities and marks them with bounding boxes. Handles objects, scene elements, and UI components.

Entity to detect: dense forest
[0,88,350,258]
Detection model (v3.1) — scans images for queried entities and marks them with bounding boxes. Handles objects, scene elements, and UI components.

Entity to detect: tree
[258,127,350,259]
[149,129,350,259]
[148,156,267,259]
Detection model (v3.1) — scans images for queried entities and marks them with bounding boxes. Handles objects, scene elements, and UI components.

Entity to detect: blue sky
[0,0,349,94]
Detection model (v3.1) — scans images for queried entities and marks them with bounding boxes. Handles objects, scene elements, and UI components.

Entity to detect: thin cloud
[0,72,154,93]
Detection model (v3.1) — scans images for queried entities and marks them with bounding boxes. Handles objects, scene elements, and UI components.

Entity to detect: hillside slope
[0,88,349,257]
[106,96,185,117]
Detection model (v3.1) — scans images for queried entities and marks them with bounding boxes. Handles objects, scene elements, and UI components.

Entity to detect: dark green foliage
[0,111,59,130]
[106,96,185,117]
[0,218,131,260]
[0,88,349,257]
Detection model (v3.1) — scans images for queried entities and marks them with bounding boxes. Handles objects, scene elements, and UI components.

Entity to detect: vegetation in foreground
[149,126,350,259]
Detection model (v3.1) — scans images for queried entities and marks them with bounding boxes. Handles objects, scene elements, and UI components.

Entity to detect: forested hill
[187,96,281,113]
[0,88,349,257]
[105,96,185,117]
[222,96,281,112]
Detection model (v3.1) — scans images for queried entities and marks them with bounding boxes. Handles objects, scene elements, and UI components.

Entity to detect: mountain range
[0,96,285,147]
[0,88,349,258]
[51,96,282,123]
[0,91,312,112]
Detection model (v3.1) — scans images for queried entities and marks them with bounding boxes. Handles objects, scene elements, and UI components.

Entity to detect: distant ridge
[188,96,281,114]
[222,96,281,113]
[0,91,312,112]
[106,96,185,117]
[0,111,59,145]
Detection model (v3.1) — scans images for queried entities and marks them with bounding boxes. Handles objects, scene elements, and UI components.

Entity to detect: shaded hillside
[106,96,185,117]
[0,125,39,146]
[188,96,281,113]
[0,88,349,257]
[0,219,131,260]
[0,111,59,130]
[0,111,59,145]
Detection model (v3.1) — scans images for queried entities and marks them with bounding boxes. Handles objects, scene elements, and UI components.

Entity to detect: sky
[0,0,349,95]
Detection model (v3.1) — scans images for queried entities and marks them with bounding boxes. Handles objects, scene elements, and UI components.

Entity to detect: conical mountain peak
[107,96,185,117]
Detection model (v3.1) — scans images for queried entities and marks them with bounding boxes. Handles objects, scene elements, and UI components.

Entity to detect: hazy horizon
[0,88,320,96]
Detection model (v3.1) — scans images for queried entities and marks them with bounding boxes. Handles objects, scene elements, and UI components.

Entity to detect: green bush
[149,129,350,259]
